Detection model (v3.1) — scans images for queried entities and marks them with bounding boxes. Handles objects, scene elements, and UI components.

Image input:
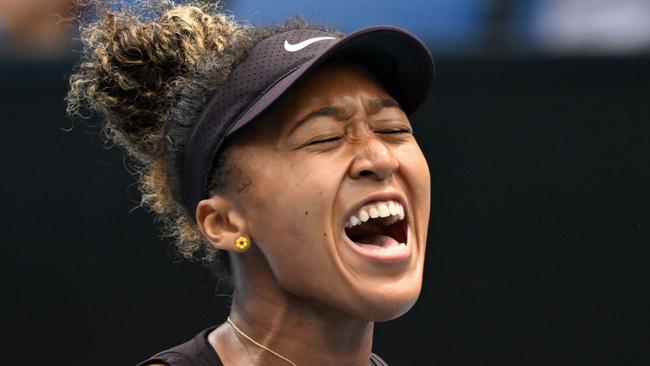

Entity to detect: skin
[189,62,431,366]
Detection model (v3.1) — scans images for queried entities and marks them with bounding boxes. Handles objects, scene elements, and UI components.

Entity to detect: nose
[349,135,399,181]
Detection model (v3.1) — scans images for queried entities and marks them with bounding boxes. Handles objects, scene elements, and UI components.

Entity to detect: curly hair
[66,0,341,284]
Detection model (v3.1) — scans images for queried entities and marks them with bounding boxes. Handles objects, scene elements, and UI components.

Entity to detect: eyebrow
[367,97,401,114]
[287,97,402,136]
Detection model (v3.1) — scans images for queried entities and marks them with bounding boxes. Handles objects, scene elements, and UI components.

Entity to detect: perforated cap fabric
[181,26,434,217]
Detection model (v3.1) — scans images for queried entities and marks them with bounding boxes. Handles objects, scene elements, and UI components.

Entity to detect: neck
[210,262,374,365]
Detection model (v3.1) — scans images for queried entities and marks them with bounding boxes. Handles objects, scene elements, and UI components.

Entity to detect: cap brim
[226,26,435,136]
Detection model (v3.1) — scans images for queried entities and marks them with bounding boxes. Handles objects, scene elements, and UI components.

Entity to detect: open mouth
[344,200,408,253]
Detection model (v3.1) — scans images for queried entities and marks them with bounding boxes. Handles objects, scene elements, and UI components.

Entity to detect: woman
[67,1,433,365]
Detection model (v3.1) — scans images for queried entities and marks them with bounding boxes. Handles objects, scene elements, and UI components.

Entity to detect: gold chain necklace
[227,317,297,366]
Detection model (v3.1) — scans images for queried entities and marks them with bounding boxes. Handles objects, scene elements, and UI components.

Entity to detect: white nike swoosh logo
[283,36,336,52]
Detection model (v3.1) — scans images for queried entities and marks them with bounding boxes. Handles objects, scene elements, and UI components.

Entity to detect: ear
[196,195,248,252]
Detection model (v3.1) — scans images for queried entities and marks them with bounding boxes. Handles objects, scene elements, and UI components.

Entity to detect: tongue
[353,234,400,250]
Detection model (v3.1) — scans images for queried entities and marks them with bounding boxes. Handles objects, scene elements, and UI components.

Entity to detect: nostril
[359,170,374,177]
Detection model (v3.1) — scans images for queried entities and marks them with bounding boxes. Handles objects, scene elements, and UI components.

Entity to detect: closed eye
[306,136,342,146]
[376,128,412,134]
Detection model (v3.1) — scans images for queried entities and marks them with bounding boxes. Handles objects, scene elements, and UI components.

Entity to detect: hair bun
[67,1,241,162]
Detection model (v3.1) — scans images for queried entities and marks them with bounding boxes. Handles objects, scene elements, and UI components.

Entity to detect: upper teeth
[345,200,405,228]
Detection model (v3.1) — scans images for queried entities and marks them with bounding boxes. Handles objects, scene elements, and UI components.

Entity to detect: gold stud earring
[235,236,250,251]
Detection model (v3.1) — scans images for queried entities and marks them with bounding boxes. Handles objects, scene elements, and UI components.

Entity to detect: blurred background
[2,0,649,365]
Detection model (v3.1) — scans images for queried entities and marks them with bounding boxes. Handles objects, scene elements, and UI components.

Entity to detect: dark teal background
[2,55,649,365]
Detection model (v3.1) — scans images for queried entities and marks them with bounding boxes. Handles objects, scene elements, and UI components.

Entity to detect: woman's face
[229,62,430,321]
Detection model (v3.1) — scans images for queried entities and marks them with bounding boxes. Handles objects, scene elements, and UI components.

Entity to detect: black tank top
[137,326,389,366]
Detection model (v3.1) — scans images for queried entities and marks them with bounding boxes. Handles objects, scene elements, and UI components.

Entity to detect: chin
[350,274,423,322]
[361,295,420,322]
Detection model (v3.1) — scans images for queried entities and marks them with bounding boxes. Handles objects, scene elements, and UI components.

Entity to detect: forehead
[283,62,389,107]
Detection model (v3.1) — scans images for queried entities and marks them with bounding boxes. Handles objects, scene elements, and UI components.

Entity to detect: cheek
[398,143,431,230]
[399,142,431,195]
[240,156,342,266]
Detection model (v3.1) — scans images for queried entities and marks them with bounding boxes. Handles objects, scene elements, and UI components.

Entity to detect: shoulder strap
[136,327,222,366]
[137,351,199,366]
[370,352,389,366]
